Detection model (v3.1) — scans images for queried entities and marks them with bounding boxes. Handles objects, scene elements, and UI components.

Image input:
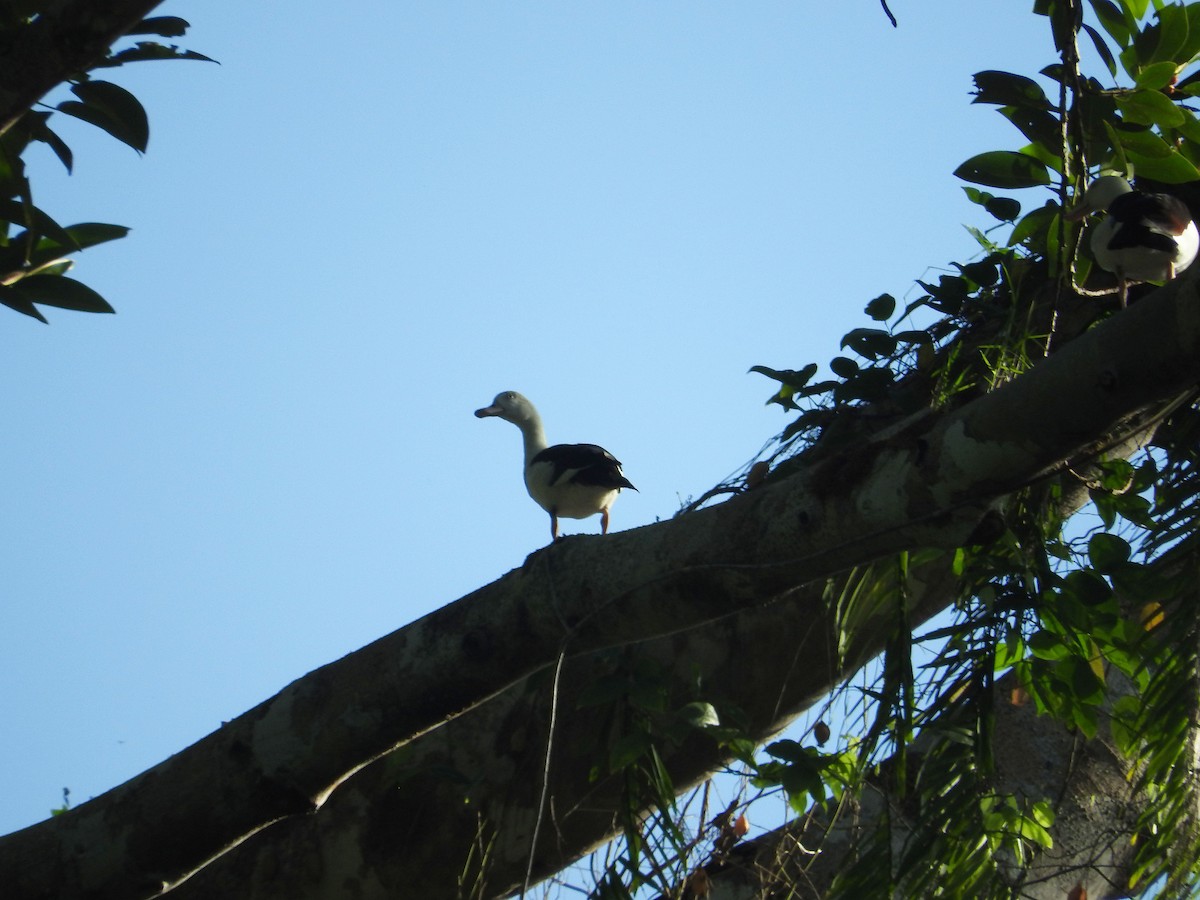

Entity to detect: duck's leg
[1118,273,1129,308]
[601,508,610,534]
[550,511,560,541]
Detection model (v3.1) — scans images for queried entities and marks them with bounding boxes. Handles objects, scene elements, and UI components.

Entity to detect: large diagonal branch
[4,274,1199,900]
[160,442,1139,899]
[0,0,164,137]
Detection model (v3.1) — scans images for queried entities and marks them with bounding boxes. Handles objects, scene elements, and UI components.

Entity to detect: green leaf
[1028,630,1070,661]
[1110,694,1143,755]
[1133,60,1180,90]
[1088,532,1131,572]
[14,275,115,314]
[1115,88,1185,128]
[1128,148,1200,181]
[954,151,1051,189]
[59,81,149,153]
[608,732,651,772]
[1067,657,1106,705]
[1145,4,1189,65]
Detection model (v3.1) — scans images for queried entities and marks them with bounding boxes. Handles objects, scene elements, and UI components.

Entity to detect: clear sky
[1,1,1053,838]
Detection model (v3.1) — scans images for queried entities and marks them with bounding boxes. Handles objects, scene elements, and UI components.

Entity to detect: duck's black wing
[533,443,637,491]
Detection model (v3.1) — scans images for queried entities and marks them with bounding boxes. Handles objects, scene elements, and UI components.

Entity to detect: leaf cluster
[700,1,1200,895]
[0,13,211,322]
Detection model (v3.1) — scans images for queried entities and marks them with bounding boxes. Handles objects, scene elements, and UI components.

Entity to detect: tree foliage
[0,3,210,322]
[661,0,1200,896]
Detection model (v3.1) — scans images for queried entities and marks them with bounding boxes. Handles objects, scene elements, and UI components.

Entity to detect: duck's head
[475,390,538,426]
[1066,175,1133,219]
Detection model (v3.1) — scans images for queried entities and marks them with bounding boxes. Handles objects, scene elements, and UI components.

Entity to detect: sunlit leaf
[1115,88,1185,128]
[1132,60,1180,90]
[954,151,1051,189]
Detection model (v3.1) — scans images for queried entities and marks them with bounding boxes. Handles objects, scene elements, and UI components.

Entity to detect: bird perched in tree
[475,390,637,540]
[1067,174,1199,306]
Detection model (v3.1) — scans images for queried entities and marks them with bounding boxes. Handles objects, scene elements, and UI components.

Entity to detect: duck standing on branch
[1067,174,1199,306]
[475,391,637,540]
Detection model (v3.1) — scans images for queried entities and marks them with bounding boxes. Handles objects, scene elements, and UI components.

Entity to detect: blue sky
[1,1,1053,838]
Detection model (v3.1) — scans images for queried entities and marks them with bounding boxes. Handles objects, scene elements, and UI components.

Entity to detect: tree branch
[0,0,165,137]
[4,274,1200,899]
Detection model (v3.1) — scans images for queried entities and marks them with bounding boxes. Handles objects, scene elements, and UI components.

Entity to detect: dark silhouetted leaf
[130,16,190,38]
[1082,23,1119,76]
[834,367,894,402]
[1089,533,1131,573]
[60,81,149,153]
[0,198,78,249]
[749,363,818,391]
[829,357,859,379]
[99,42,217,67]
[16,274,115,313]
[1088,0,1132,48]
[841,328,897,360]
[27,116,73,173]
[865,293,896,321]
[999,105,1062,154]
[18,222,129,271]
[0,283,47,322]
[972,70,1051,109]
